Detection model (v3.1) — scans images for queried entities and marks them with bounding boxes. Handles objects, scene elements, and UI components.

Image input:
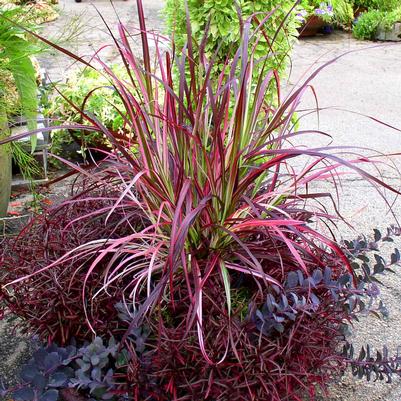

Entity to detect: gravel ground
[38,0,164,82]
[0,318,31,388]
[290,32,401,401]
[2,1,401,399]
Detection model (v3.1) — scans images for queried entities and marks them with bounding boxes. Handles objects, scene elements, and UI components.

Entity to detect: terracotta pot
[298,15,326,37]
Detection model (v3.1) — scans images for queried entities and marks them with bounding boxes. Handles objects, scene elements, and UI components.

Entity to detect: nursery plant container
[298,16,326,37]
[321,24,334,34]
[376,23,401,41]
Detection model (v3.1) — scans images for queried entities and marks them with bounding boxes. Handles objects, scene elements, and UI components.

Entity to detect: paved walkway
[7,1,401,399]
[292,33,401,401]
[38,0,163,81]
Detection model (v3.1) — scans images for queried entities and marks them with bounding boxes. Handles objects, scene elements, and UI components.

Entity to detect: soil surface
[2,1,401,400]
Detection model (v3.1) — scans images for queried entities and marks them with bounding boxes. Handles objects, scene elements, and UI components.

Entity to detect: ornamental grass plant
[1,1,401,400]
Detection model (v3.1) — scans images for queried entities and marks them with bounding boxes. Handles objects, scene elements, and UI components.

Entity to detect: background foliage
[353,0,401,40]
[0,7,39,131]
[46,65,129,155]
[165,0,301,87]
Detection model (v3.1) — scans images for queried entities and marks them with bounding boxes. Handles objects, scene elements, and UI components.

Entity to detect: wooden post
[0,104,11,217]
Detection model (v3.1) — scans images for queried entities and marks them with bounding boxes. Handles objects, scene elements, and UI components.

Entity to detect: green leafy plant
[353,0,401,40]
[353,7,401,39]
[11,142,42,179]
[353,9,383,39]
[381,6,401,30]
[352,0,398,11]
[164,0,301,91]
[375,0,399,11]
[0,6,40,216]
[298,0,354,26]
[331,0,354,25]
[0,7,39,133]
[0,0,58,24]
[0,0,57,5]
[352,0,379,9]
[46,65,130,155]
[298,0,335,23]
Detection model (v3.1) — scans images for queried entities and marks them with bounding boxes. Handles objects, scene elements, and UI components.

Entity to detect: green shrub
[353,6,401,40]
[46,66,129,153]
[353,0,380,9]
[331,0,354,25]
[353,0,398,11]
[299,0,354,26]
[0,0,58,25]
[353,9,383,39]
[381,6,401,29]
[0,7,39,125]
[165,0,301,83]
[0,68,21,116]
[375,0,399,11]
